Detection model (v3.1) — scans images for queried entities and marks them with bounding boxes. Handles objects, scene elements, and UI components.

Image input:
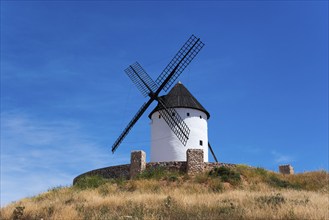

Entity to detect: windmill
[111,35,218,162]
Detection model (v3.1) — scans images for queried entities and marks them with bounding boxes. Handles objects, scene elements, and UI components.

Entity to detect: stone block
[279,164,294,175]
[130,150,146,178]
[186,149,204,175]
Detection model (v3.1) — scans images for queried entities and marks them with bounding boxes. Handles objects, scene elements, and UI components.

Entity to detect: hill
[1,165,328,220]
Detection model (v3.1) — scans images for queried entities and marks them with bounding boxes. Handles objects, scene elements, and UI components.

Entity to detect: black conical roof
[149,82,210,119]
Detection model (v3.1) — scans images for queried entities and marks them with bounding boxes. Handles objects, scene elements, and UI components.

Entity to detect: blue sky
[1,1,328,206]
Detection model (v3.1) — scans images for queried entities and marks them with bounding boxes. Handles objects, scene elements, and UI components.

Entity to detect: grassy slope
[1,166,328,220]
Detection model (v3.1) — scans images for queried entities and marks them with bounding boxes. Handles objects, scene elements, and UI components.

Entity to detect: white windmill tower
[111,35,218,163]
[149,82,210,162]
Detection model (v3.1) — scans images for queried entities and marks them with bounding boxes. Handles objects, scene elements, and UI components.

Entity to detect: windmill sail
[155,35,205,92]
[112,100,151,153]
[111,35,204,153]
[125,62,158,97]
[157,97,190,146]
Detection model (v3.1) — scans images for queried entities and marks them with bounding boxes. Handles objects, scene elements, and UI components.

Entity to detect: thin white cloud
[271,150,294,164]
[0,111,129,206]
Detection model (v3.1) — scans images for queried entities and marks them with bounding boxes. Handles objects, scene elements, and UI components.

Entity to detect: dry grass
[1,167,328,220]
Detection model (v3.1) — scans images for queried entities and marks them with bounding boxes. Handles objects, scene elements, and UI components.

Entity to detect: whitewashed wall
[150,108,208,162]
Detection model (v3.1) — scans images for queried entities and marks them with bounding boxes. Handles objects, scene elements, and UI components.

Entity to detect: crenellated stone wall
[73,150,297,185]
[73,149,237,185]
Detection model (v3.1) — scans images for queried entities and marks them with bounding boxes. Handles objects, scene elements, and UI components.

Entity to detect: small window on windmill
[159,114,161,119]
[187,113,190,116]
[199,140,203,146]
[200,115,202,119]
[172,112,175,116]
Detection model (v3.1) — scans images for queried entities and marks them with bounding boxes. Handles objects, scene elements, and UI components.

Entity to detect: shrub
[74,175,107,190]
[235,166,303,190]
[194,173,209,184]
[48,185,65,193]
[166,174,179,182]
[209,179,224,192]
[98,184,111,196]
[285,170,329,191]
[163,196,175,209]
[209,166,241,185]
[109,177,127,186]
[122,181,137,192]
[256,193,285,207]
[137,167,167,180]
[12,206,25,220]
[267,175,301,189]
[254,167,268,177]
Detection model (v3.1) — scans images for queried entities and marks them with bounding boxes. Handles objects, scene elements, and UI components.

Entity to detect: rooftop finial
[178,81,182,84]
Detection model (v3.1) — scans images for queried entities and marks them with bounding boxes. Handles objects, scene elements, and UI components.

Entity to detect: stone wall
[204,162,236,172]
[73,164,130,185]
[73,149,237,185]
[146,161,187,173]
